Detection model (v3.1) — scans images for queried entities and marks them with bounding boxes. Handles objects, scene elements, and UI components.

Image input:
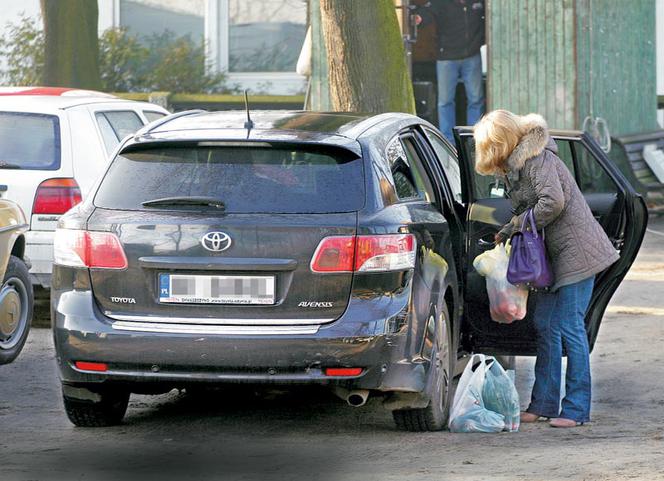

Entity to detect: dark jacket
[498,114,620,291]
[418,0,485,60]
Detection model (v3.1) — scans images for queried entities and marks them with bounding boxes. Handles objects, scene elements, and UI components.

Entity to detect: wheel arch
[11,234,25,260]
[442,280,462,355]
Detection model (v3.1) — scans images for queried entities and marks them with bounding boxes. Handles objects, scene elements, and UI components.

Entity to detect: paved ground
[2,218,663,481]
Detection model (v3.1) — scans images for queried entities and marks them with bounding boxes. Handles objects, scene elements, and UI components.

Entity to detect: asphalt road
[2,218,663,481]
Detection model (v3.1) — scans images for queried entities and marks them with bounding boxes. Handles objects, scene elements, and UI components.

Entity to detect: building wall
[576,0,658,136]
[487,0,577,129]
[657,0,664,127]
[487,0,658,136]
[0,0,307,95]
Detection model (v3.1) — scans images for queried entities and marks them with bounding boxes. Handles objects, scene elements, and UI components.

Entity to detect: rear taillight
[310,234,416,273]
[32,178,82,215]
[354,234,416,272]
[54,229,128,269]
[310,236,356,272]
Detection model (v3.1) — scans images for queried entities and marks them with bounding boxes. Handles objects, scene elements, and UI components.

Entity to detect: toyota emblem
[201,232,232,252]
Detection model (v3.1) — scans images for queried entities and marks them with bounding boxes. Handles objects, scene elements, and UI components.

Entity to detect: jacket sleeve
[414,4,435,27]
[498,220,515,241]
[514,153,565,231]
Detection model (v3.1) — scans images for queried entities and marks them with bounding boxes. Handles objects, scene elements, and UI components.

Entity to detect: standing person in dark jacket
[415,0,486,141]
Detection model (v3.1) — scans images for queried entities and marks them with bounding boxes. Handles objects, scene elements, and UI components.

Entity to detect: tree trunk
[41,0,101,89]
[319,0,415,114]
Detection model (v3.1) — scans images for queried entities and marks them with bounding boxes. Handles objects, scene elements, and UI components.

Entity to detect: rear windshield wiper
[0,162,21,169]
[141,196,226,210]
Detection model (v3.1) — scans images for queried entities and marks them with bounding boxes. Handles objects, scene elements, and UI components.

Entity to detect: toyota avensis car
[0,198,32,365]
[51,111,647,430]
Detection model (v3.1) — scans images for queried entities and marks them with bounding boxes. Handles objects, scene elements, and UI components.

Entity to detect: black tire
[63,388,130,427]
[393,305,455,431]
[0,255,33,365]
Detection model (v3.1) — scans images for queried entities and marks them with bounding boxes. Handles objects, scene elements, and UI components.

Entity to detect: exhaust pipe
[332,387,370,407]
[347,390,369,407]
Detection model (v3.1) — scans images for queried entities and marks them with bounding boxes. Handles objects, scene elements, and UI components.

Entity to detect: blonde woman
[473,110,619,428]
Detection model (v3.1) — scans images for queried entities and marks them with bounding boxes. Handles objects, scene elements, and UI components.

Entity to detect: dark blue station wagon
[51,111,647,430]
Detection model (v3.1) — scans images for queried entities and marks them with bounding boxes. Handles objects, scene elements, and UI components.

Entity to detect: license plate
[159,274,275,305]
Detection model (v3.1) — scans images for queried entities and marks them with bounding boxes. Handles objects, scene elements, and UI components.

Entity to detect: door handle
[478,238,494,248]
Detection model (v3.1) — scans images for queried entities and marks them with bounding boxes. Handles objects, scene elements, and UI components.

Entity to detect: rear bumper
[25,230,54,287]
[52,289,427,393]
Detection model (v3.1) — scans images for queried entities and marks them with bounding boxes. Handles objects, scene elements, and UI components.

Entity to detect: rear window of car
[94,145,365,214]
[0,112,60,170]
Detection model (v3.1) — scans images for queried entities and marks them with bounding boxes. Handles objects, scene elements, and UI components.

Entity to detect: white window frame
[105,0,306,95]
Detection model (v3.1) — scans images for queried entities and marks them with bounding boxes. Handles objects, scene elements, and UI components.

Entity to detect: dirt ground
[1,218,663,481]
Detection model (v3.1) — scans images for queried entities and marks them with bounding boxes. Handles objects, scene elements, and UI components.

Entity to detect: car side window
[554,139,576,176]
[423,128,463,203]
[95,111,144,154]
[572,142,619,194]
[144,111,167,122]
[386,135,435,203]
[457,135,500,200]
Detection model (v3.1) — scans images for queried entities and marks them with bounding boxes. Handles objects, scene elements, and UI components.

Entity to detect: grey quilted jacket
[497,114,619,291]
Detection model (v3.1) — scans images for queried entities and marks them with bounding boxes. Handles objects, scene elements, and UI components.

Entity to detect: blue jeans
[436,53,485,142]
[527,276,595,423]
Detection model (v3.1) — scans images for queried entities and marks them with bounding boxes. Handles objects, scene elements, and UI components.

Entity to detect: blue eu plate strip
[159,274,170,298]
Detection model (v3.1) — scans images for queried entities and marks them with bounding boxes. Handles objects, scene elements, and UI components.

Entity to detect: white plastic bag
[449,354,505,433]
[473,243,529,323]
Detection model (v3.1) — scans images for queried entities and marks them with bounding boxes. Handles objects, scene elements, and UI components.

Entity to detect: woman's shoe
[549,417,584,428]
[520,412,549,423]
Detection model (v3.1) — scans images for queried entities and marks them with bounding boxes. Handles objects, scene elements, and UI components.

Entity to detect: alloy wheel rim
[0,276,29,350]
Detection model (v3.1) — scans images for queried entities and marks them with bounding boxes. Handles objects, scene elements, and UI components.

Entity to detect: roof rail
[135,109,206,139]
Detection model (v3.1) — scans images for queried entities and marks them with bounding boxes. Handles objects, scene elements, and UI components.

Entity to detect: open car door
[454,127,648,356]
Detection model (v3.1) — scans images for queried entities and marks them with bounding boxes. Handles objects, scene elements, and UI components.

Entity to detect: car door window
[423,128,463,203]
[465,137,580,200]
[457,135,504,200]
[554,139,576,176]
[144,111,167,122]
[386,135,435,203]
[573,143,619,194]
[95,111,144,154]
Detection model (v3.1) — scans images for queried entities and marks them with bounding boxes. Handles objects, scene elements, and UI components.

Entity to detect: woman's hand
[494,232,507,245]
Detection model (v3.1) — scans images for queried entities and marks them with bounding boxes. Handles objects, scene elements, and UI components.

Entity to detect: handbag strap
[520,209,543,239]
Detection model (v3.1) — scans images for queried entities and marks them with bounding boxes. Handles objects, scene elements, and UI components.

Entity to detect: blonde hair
[473,109,528,176]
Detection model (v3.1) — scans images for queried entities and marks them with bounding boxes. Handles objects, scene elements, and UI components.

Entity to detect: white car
[0,87,169,287]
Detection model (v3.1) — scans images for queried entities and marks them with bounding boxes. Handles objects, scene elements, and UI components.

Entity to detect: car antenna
[243,89,254,133]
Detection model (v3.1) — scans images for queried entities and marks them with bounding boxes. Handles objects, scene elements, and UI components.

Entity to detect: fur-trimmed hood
[505,114,557,172]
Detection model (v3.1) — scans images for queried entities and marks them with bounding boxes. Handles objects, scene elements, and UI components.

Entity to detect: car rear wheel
[0,255,33,365]
[63,387,130,427]
[393,305,454,431]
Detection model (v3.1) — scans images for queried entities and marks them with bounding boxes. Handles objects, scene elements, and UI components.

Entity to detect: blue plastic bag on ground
[449,354,507,433]
[482,361,521,432]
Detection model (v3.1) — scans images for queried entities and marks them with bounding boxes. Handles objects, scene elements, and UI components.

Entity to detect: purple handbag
[507,209,553,288]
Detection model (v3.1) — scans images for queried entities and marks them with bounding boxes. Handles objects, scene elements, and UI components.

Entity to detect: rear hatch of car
[0,110,77,231]
[86,141,365,326]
